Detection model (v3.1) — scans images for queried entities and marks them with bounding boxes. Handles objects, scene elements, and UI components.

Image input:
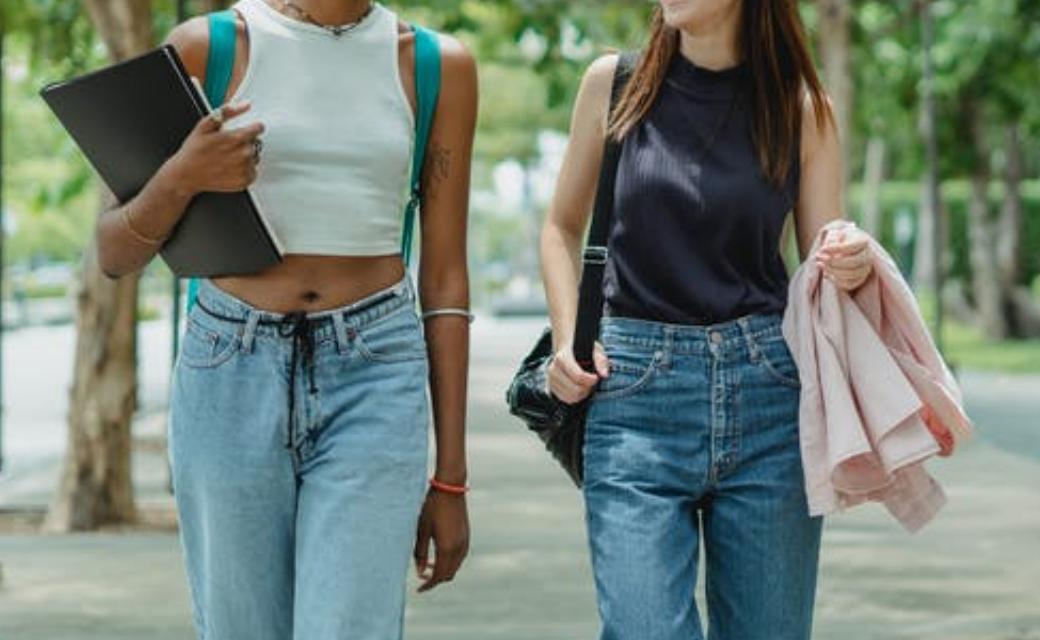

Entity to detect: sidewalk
[1,318,1038,640]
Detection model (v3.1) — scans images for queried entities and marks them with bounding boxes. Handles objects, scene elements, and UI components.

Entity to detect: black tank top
[604,54,799,324]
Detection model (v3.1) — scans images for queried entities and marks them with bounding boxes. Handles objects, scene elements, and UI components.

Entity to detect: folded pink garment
[782,221,972,532]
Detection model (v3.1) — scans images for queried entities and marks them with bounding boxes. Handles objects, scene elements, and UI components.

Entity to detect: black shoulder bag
[505,53,636,488]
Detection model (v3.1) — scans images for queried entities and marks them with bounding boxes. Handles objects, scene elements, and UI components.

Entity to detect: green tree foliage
[390,0,651,163]
[851,0,1040,181]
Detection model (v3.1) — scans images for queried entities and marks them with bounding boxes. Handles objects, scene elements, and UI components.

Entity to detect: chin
[660,0,696,28]
[659,0,739,32]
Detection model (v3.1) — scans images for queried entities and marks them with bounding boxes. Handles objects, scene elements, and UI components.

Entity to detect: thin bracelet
[429,478,469,495]
[420,308,475,324]
[121,206,166,246]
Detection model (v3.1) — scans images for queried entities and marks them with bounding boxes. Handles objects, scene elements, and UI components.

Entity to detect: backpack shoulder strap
[204,10,237,107]
[400,24,442,266]
[187,10,238,310]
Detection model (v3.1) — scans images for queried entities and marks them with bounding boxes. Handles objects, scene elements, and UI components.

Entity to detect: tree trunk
[914,180,937,292]
[196,0,232,13]
[45,238,140,531]
[81,0,152,62]
[998,124,1040,338]
[914,0,942,300]
[45,0,153,532]
[860,136,886,239]
[998,124,1022,288]
[965,106,1006,340]
[815,0,852,213]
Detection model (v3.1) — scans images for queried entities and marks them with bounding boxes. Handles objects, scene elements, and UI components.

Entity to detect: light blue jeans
[169,278,429,640]
[584,314,823,640]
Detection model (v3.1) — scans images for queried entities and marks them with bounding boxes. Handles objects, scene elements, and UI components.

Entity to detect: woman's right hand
[547,342,610,405]
[169,101,265,196]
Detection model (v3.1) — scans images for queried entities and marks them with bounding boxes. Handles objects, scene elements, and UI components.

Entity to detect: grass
[916,293,1040,375]
[941,321,1040,375]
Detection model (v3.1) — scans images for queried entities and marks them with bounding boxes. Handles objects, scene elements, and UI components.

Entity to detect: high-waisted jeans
[583,314,823,640]
[168,278,429,640]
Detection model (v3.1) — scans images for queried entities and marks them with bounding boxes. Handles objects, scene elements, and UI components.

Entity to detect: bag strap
[204,10,237,107]
[186,10,239,310]
[401,24,442,266]
[186,17,441,309]
[572,52,637,370]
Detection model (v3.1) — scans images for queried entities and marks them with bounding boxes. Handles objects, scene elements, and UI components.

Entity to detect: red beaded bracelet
[429,478,469,495]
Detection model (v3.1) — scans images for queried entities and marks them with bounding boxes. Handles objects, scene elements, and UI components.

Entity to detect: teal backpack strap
[204,10,237,108]
[400,24,442,267]
[186,10,238,311]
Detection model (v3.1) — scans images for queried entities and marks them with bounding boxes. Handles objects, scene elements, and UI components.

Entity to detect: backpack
[185,9,442,309]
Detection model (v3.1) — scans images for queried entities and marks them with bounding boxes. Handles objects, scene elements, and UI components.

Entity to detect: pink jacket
[782,221,972,532]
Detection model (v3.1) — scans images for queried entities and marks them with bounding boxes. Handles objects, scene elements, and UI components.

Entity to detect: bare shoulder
[585,52,620,90]
[583,54,621,104]
[577,53,620,132]
[164,17,211,79]
[800,89,840,165]
[435,34,477,86]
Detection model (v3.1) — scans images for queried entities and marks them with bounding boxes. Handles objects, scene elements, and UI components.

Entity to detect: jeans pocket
[353,307,427,363]
[751,333,801,389]
[178,317,241,370]
[595,344,662,401]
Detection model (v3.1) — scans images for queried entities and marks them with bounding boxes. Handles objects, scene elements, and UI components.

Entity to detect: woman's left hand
[816,225,874,292]
[413,487,470,593]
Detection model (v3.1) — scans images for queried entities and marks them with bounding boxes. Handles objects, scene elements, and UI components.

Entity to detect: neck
[284,0,372,25]
[677,20,740,71]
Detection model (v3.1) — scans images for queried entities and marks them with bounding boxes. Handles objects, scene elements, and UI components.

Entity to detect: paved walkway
[1,317,1038,640]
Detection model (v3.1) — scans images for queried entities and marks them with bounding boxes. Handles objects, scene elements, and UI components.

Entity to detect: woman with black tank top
[95,1,477,639]
[543,2,873,639]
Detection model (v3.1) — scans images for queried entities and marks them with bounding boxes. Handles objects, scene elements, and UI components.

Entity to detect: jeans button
[710,331,724,344]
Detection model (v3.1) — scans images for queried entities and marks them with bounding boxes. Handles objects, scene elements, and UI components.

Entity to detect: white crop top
[228,0,414,256]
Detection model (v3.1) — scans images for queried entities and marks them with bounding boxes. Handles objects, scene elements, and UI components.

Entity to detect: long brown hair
[609,0,833,187]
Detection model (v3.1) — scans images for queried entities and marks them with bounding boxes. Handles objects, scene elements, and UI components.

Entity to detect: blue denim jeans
[168,278,429,640]
[584,314,823,640]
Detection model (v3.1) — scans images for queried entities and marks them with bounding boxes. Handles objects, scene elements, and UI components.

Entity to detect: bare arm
[794,95,873,290]
[412,35,478,593]
[95,18,263,278]
[541,54,617,404]
[794,96,844,257]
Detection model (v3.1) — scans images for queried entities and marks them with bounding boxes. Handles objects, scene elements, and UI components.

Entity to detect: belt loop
[331,312,350,354]
[401,275,414,299]
[241,312,260,353]
[661,326,673,368]
[738,316,758,360]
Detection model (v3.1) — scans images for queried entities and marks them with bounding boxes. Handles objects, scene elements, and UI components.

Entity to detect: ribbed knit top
[227,0,414,256]
[604,53,799,324]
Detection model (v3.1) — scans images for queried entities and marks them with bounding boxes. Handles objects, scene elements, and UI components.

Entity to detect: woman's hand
[413,487,469,593]
[547,342,610,405]
[816,225,873,292]
[169,101,265,196]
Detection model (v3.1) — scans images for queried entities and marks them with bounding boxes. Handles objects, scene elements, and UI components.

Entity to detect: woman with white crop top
[94,2,477,639]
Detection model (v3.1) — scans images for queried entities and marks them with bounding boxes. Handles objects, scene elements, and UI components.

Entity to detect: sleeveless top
[604,53,799,324]
[227,0,414,256]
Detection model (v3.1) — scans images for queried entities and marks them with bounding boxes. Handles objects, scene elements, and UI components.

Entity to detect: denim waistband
[600,313,786,353]
[192,277,418,451]
[194,277,415,342]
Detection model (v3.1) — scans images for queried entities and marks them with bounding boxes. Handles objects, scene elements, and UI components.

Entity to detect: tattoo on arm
[422,140,451,200]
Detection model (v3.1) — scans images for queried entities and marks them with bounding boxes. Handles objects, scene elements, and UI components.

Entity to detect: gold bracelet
[121,206,166,246]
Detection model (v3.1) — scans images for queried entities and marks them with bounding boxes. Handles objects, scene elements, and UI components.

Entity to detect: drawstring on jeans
[193,299,322,451]
[278,312,318,450]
